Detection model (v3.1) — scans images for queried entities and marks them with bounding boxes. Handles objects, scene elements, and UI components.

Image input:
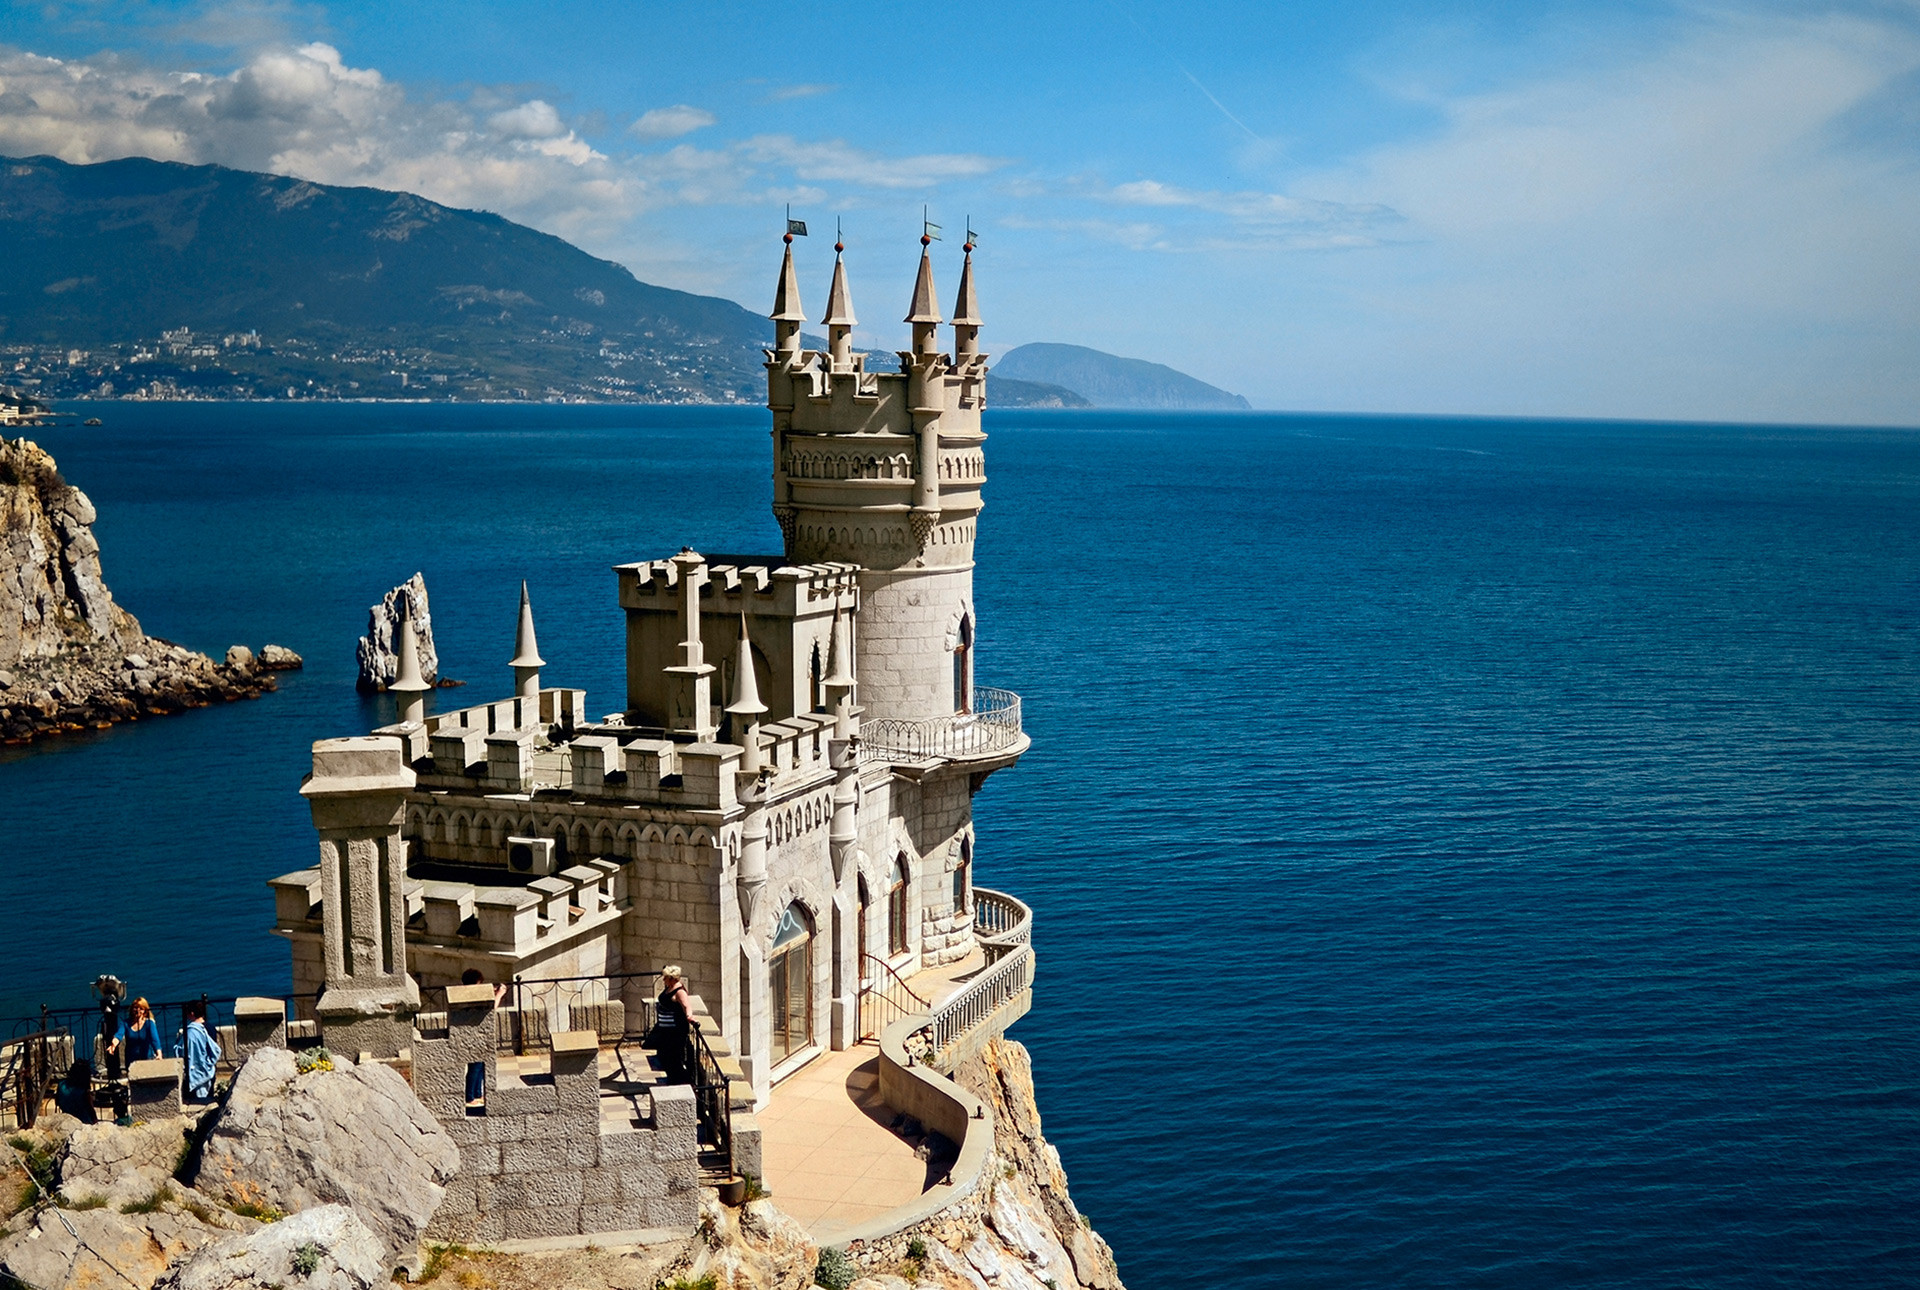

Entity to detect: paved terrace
[757,948,989,1242]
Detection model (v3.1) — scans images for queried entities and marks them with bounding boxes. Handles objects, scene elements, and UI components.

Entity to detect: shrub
[813,1246,855,1290]
[229,1198,287,1222]
[906,1237,927,1261]
[292,1241,323,1277]
[295,1047,335,1075]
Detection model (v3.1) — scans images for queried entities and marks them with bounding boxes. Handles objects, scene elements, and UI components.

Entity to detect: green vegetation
[291,1240,324,1276]
[417,1243,468,1284]
[295,1047,336,1075]
[229,1198,288,1222]
[813,1246,856,1290]
[120,1183,174,1214]
[657,1276,717,1290]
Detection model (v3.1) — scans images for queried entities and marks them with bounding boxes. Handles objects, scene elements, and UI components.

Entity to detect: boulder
[192,1048,458,1265]
[155,1204,387,1290]
[224,644,254,668]
[59,1117,188,1206]
[0,1185,252,1290]
[354,573,438,692]
[258,644,303,670]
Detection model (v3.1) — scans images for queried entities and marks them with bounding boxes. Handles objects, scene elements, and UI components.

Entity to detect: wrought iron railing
[926,943,1034,1067]
[858,952,932,1041]
[860,686,1022,762]
[689,1024,734,1177]
[971,887,1032,966]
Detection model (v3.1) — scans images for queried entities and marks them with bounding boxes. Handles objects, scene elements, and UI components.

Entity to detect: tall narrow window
[953,837,971,914]
[809,643,823,713]
[769,903,815,1065]
[953,615,973,714]
[857,876,871,971]
[888,856,910,956]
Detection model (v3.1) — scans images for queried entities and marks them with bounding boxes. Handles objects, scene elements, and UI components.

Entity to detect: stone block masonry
[414,991,699,1243]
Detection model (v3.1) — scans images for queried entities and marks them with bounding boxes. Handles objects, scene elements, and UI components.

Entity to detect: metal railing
[972,887,1033,966]
[926,943,1034,1067]
[689,1025,733,1178]
[858,953,932,1041]
[1,1031,72,1130]
[860,686,1022,762]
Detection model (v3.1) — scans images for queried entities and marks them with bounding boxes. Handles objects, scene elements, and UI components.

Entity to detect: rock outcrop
[154,1204,387,1290]
[192,1049,459,1266]
[355,573,439,691]
[0,435,301,744]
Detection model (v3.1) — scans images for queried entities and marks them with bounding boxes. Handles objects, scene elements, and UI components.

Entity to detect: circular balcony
[859,686,1024,765]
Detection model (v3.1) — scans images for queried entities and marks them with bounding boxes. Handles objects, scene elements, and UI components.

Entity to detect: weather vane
[923,205,941,245]
[965,217,978,252]
[784,204,807,243]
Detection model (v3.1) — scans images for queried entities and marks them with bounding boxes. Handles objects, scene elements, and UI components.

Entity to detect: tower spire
[771,229,805,357]
[822,226,857,372]
[725,612,768,769]
[391,610,430,726]
[906,234,941,357]
[952,226,980,360]
[509,580,544,701]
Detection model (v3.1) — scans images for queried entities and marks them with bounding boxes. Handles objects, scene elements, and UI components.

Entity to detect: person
[181,1001,220,1103]
[121,998,163,1064]
[458,970,508,1108]
[655,965,696,1085]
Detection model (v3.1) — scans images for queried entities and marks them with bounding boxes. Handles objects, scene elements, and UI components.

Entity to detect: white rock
[155,1203,388,1290]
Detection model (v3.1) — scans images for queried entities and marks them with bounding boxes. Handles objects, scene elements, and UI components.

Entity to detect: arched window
[953,837,971,914]
[809,642,824,713]
[888,856,910,956]
[769,903,814,1065]
[953,615,973,714]
[856,876,871,972]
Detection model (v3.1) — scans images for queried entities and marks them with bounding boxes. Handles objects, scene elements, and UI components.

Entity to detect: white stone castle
[270,231,1034,1123]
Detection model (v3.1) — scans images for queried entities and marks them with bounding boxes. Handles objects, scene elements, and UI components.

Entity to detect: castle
[267,233,1034,1205]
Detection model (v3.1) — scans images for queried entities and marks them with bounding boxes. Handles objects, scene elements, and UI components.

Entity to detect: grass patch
[120,1184,174,1215]
[229,1198,287,1223]
[66,1195,107,1211]
[292,1240,323,1276]
[659,1277,717,1290]
[417,1243,467,1284]
[180,1196,219,1224]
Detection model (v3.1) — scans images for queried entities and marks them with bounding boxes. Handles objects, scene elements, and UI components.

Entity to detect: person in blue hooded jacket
[180,1001,220,1103]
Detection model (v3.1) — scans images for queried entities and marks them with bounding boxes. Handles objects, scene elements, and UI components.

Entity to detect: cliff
[0,435,298,742]
[0,1037,1124,1290]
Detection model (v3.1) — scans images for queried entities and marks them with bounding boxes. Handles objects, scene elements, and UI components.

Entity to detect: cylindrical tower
[765,238,990,723]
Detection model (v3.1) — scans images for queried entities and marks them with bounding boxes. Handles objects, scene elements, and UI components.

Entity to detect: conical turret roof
[951,249,980,326]
[725,615,767,716]
[822,604,854,689]
[391,613,430,694]
[904,250,941,324]
[509,581,545,669]
[771,242,806,322]
[822,252,857,327]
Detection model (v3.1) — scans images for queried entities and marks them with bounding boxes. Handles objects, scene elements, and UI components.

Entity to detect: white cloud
[740,134,1004,189]
[629,104,714,140]
[488,98,565,139]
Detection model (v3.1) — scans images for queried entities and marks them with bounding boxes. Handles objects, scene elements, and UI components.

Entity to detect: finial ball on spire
[921,234,931,246]
[835,241,844,253]
[783,232,793,244]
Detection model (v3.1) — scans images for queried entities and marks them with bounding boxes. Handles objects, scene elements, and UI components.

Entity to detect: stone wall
[414,988,699,1242]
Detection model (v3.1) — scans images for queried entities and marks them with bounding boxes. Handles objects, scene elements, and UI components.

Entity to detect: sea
[2,404,1916,1288]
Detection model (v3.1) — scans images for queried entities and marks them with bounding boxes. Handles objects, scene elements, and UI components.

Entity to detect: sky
[2,0,1918,424]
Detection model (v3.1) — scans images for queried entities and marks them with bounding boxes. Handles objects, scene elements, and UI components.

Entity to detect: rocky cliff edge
[0,435,299,743]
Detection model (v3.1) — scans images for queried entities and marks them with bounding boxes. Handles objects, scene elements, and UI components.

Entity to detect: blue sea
[3,405,1917,1288]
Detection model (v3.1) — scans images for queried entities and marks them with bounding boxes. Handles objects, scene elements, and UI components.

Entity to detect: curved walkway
[759,949,987,1241]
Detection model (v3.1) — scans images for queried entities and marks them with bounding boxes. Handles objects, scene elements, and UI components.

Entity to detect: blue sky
[3,0,1918,423]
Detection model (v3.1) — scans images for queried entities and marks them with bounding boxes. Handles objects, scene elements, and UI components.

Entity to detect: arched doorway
[769,902,814,1065]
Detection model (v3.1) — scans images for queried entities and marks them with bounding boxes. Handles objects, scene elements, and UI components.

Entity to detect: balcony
[859,685,1024,764]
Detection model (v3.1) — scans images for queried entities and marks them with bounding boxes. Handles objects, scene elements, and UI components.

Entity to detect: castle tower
[766,235,988,723]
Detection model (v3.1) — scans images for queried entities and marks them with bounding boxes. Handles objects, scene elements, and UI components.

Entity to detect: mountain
[0,154,775,402]
[984,376,1093,408]
[992,342,1250,410]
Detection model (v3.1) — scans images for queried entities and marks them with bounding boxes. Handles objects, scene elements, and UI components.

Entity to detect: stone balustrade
[971,886,1032,966]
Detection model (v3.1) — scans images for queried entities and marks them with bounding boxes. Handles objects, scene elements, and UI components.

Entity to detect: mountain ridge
[993,342,1251,410]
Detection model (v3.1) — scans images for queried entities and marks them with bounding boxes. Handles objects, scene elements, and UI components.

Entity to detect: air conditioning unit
[506,836,557,877]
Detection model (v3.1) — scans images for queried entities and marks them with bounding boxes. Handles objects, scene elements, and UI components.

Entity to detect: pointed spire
[822,604,854,689]
[951,247,980,327]
[509,581,544,668]
[391,611,429,724]
[822,249,857,328]
[905,247,941,325]
[725,614,767,717]
[771,240,806,322]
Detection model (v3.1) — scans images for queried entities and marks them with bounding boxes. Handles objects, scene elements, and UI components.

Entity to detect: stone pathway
[757,949,990,1241]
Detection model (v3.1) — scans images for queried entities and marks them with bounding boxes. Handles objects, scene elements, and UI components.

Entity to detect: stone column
[663,552,716,740]
[302,735,420,1058]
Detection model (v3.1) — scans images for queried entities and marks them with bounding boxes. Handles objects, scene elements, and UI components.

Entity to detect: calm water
[3,405,1917,1288]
